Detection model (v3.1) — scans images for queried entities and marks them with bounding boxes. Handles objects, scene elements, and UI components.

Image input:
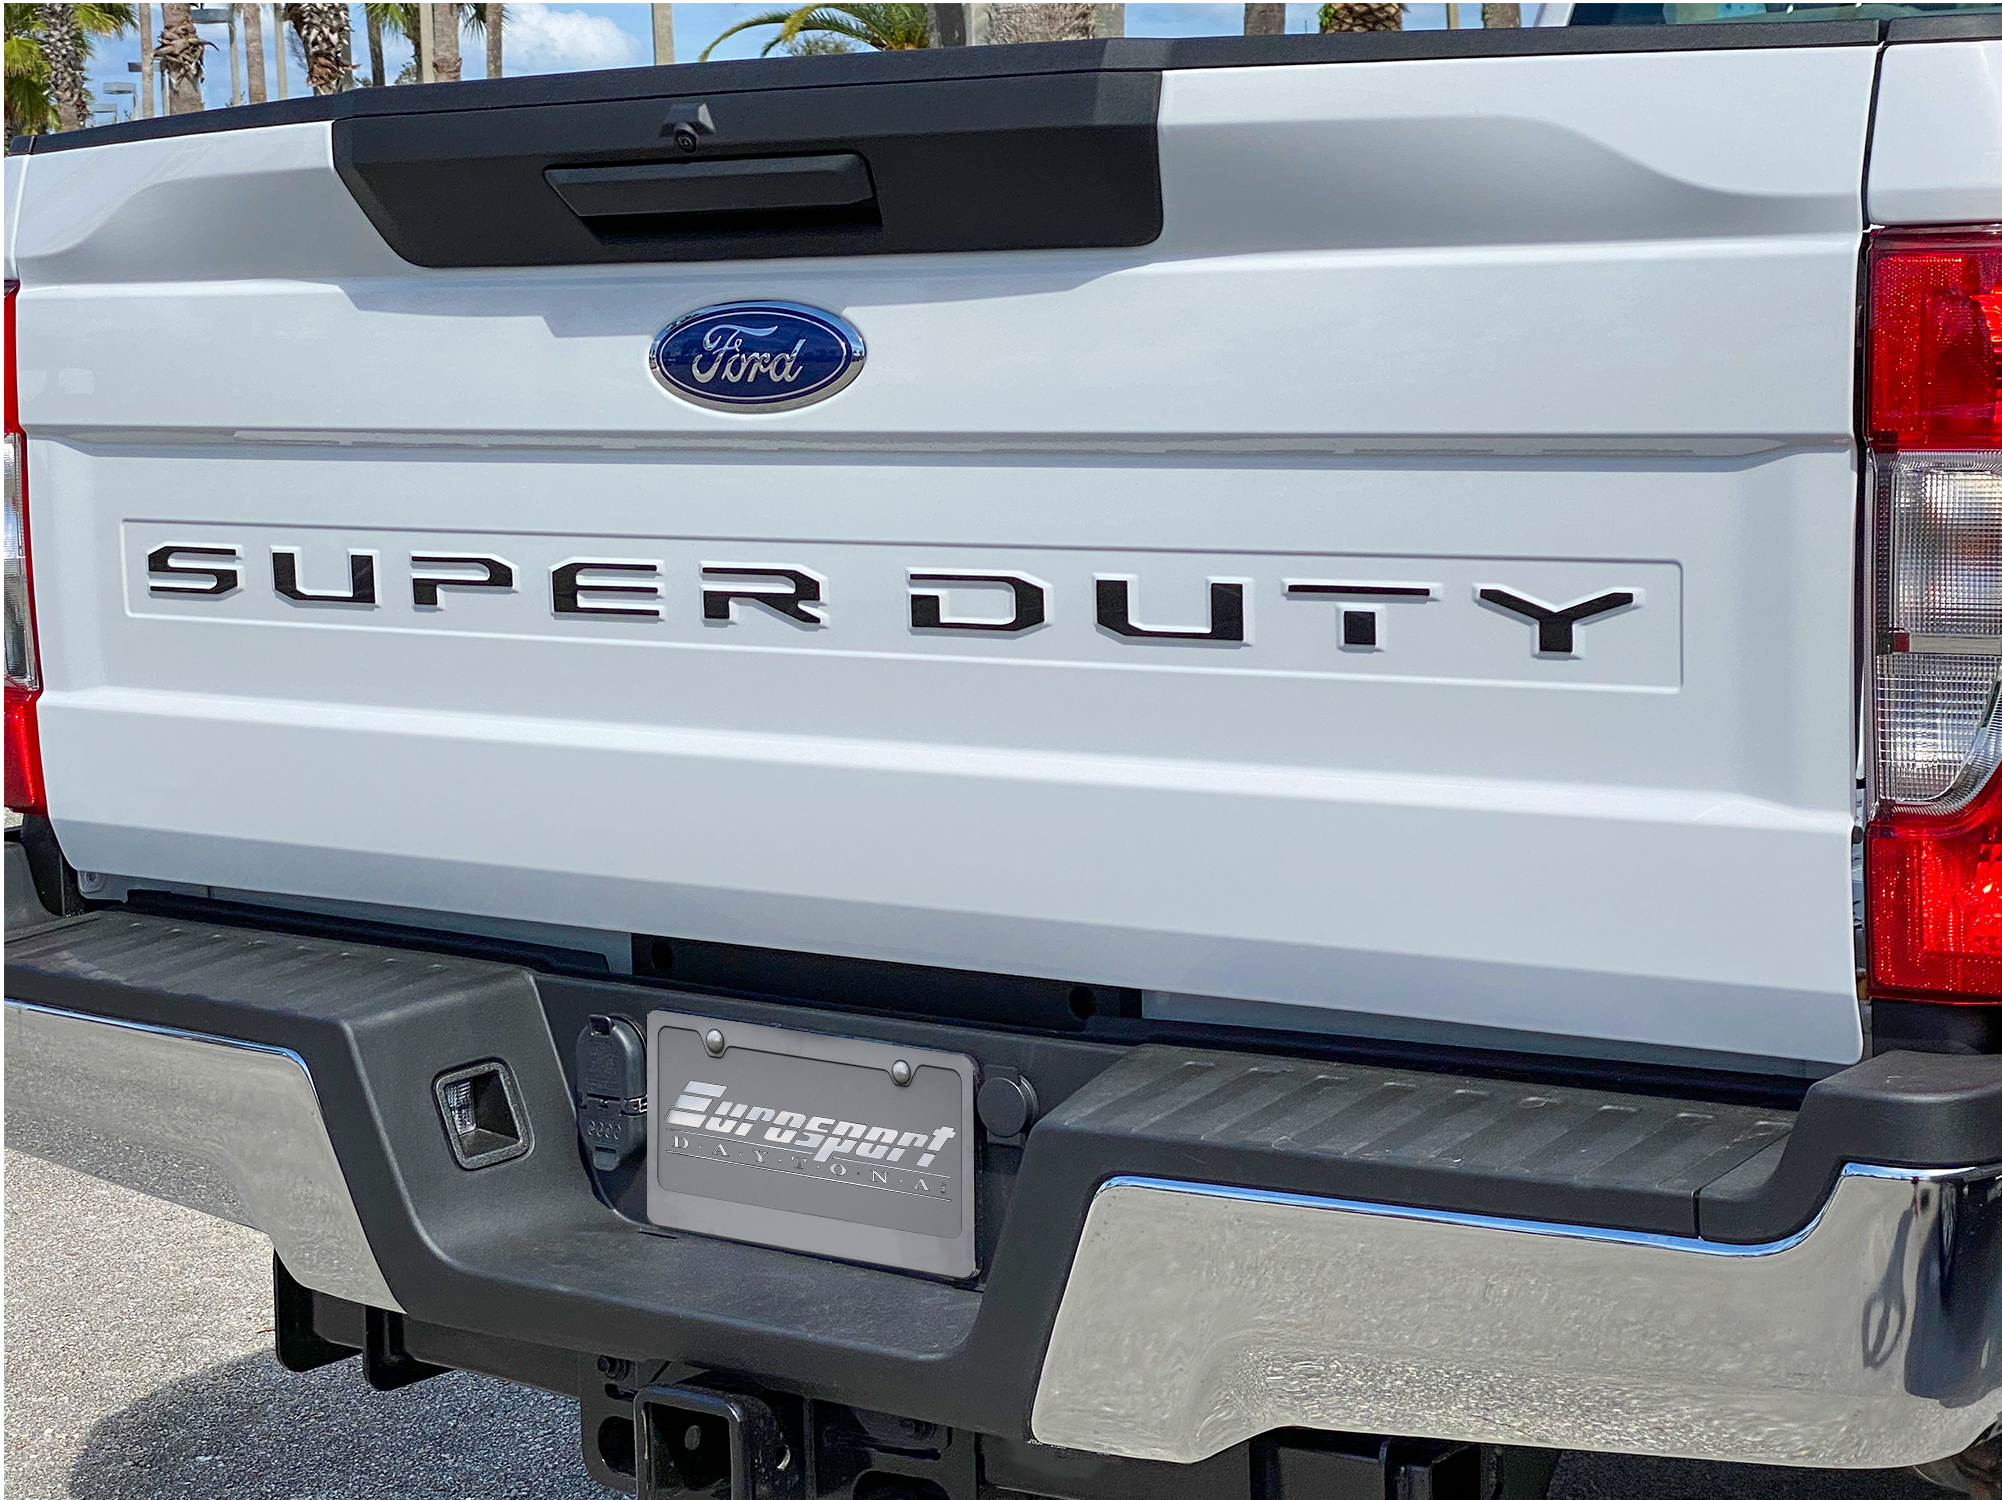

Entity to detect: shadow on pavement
[66,1350,612,1500]
[60,1343,1952,1500]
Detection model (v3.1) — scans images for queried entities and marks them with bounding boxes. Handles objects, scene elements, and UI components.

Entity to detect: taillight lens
[1865,231,2002,1003]
[5,279,45,816]
[1869,231,2002,450]
[1869,773,2002,999]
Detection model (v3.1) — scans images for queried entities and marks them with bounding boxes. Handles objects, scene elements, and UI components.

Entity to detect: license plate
[646,1010,978,1279]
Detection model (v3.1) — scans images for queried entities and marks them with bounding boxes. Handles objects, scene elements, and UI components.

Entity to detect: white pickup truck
[7,9,2002,1499]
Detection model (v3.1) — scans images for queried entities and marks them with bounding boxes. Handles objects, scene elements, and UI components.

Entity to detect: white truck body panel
[1867,38,2002,225]
[9,43,1882,1068]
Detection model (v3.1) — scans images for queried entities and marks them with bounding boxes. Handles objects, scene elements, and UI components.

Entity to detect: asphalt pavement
[1,1148,1952,1500]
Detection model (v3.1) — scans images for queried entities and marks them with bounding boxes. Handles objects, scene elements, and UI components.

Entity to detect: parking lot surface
[3,1148,1947,1500]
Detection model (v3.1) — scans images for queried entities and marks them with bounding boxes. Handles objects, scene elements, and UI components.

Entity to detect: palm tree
[242,1,267,101]
[431,1,460,79]
[700,3,928,60]
[364,3,501,84]
[283,2,349,93]
[364,1,387,84]
[1318,3,1402,29]
[156,2,208,112]
[986,3,1092,42]
[42,5,86,128]
[1,4,136,133]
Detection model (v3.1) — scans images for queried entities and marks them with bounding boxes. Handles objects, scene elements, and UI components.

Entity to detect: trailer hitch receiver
[636,1382,804,1500]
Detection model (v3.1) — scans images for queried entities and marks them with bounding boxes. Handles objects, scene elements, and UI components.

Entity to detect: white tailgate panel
[15,46,1877,1066]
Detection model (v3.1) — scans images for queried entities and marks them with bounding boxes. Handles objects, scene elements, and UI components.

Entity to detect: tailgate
[7,27,1878,1068]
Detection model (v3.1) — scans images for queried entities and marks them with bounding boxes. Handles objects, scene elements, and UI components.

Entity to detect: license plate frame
[646,1010,978,1279]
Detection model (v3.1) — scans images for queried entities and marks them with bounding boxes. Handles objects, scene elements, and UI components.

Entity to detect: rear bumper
[1039,1167,2002,1468]
[8,851,2002,1470]
[5,1000,399,1310]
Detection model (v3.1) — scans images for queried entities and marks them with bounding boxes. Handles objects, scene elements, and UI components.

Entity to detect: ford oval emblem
[649,301,865,413]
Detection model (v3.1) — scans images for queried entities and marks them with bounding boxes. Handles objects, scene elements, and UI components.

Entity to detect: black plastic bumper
[9,869,2002,1447]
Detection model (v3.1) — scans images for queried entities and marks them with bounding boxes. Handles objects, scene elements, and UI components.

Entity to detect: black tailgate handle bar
[544,153,877,226]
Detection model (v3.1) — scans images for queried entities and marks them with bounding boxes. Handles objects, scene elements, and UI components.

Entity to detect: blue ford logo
[649,302,866,413]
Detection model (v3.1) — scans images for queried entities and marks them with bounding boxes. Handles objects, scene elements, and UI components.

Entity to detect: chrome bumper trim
[3,1000,400,1310]
[1033,1167,2002,1468]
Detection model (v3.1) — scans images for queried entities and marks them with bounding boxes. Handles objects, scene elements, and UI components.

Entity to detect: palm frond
[7,6,142,41]
[707,3,929,60]
[4,30,57,136]
[786,32,857,55]
[73,4,138,37]
[699,7,811,61]
[460,2,506,38]
[834,4,930,47]
[763,14,871,53]
[364,2,418,42]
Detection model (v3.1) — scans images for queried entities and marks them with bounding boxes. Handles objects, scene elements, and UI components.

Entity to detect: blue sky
[83,2,1493,120]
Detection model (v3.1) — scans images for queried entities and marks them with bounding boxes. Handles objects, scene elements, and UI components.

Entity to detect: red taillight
[4,278,45,816]
[4,682,43,814]
[1865,231,2002,1004]
[1869,231,2002,449]
[1868,768,2002,1002]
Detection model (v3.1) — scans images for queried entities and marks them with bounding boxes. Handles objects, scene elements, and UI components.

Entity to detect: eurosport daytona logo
[663,1078,959,1201]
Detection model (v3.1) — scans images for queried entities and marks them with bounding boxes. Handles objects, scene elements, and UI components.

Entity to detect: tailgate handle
[545,154,877,224]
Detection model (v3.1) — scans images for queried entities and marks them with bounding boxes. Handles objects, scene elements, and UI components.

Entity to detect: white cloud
[502,5,640,74]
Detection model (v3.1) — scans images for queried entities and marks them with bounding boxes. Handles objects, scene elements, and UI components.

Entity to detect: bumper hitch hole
[433,1059,531,1170]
